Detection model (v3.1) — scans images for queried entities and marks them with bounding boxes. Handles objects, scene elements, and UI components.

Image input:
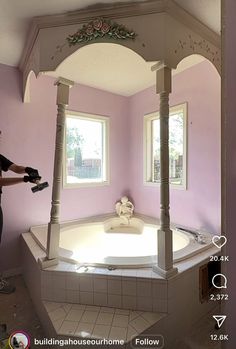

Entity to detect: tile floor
[44,301,164,342]
[0,275,222,349]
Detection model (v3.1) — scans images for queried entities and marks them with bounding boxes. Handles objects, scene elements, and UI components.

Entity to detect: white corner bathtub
[30,215,213,268]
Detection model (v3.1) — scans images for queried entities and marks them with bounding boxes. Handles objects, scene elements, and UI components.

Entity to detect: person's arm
[0,177,24,186]
[8,164,26,174]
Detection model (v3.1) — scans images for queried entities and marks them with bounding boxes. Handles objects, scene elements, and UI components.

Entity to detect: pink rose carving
[101,22,110,34]
[93,19,103,30]
[86,25,94,36]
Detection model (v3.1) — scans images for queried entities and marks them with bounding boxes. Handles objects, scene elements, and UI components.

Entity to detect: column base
[38,257,59,270]
[152,265,178,279]
[47,222,60,260]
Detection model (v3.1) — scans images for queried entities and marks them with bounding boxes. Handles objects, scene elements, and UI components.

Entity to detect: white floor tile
[81,311,99,323]
[112,314,129,327]
[109,326,127,341]
[65,308,84,322]
[75,322,94,338]
[72,304,86,310]
[126,325,138,342]
[86,305,101,311]
[59,320,78,335]
[48,307,67,322]
[52,318,64,331]
[44,301,62,312]
[62,303,72,314]
[129,316,150,333]
[115,309,130,315]
[129,311,142,321]
[96,312,114,325]
[100,306,115,313]
[140,312,164,325]
[92,324,111,339]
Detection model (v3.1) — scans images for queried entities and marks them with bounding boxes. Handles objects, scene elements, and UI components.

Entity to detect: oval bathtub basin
[56,217,213,267]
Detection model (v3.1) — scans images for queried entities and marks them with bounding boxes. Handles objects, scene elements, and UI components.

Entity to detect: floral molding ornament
[174,34,220,65]
[67,18,137,46]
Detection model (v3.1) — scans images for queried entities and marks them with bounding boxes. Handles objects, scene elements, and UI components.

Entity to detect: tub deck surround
[43,301,166,343]
[22,232,220,348]
[22,231,218,314]
[30,214,214,269]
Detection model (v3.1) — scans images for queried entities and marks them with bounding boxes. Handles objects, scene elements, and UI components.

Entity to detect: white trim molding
[19,0,221,102]
[63,110,110,189]
[144,102,187,190]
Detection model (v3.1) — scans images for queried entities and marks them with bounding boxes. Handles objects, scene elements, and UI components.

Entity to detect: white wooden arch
[20,0,220,102]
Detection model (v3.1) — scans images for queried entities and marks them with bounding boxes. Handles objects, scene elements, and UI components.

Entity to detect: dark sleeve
[0,154,14,171]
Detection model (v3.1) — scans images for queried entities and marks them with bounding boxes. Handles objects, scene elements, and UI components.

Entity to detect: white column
[39,77,74,269]
[152,62,178,278]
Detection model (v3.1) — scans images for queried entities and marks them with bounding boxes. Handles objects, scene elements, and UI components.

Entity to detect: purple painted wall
[224,0,236,346]
[0,59,220,273]
[0,64,129,272]
[129,60,221,234]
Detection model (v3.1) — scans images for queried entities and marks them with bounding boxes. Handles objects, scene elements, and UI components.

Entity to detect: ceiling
[0,0,220,96]
[46,44,206,96]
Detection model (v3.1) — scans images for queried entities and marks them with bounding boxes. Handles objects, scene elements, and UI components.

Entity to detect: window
[63,111,109,187]
[144,103,187,189]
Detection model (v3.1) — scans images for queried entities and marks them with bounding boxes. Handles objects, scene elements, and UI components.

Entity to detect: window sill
[63,180,110,189]
[143,181,187,190]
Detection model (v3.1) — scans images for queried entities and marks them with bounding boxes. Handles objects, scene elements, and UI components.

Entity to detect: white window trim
[63,110,110,188]
[143,102,187,190]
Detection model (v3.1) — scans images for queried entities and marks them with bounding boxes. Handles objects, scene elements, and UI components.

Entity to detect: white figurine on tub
[115,196,134,224]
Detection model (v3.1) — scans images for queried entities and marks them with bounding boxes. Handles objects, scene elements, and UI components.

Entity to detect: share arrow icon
[213,315,227,328]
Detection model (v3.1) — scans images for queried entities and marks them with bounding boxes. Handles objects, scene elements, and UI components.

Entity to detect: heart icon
[212,235,227,249]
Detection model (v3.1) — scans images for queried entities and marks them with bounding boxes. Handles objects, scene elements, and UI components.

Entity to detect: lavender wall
[0,59,220,273]
[129,60,221,234]
[0,64,129,272]
[224,0,236,346]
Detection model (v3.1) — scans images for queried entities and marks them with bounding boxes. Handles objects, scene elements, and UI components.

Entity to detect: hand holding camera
[24,167,41,183]
[24,166,49,192]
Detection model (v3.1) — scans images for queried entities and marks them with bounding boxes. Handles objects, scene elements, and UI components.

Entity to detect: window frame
[63,110,110,188]
[143,102,187,190]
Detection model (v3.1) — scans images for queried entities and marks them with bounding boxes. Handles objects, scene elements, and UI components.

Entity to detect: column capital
[55,77,74,105]
[151,61,171,72]
[54,77,74,87]
[151,61,172,94]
